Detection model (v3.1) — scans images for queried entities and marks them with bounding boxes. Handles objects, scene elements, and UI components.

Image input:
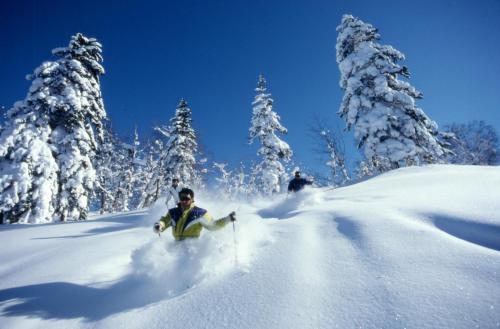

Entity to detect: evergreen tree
[249,74,292,194]
[138,137,165,209]
[49,33,107,221]
[0,102,58,223]
[129,128,144,208]
[112,128,140,212]
[163,99,199,187]
[93,120,118,214]
[1,33,106,223]
[336,15,445,173]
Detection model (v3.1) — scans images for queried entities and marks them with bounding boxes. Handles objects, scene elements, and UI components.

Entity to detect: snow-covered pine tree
[194,147,209,192]
[1,33,106,223]
[48,33,107,221]
[163,99,200,187]
[93,120,114,214]
[0,101,58,223]
[246,161,259,198]
[137,153,159,208]
[138,136,166,208]
[129,128,143,208]
[249,74,292,195]
[336,15,445,172]
[112,128,141,212]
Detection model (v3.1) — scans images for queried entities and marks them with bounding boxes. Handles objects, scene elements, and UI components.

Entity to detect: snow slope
[0,165,499,329]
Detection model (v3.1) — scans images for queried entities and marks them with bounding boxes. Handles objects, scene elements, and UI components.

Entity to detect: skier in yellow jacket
[153,188,236,241]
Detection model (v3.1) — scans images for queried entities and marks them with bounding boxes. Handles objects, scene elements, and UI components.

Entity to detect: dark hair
[294,171,300,176]
[179,187,194,199]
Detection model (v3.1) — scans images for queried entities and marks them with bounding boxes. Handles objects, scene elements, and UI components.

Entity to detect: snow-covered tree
[49,33,107,221]
[93,120,119,214]
[112,128,141,212]
[336,15,445,173]
[0,102,58,223]
[246,161,259,198]
[213,162,232,197]
[129,128,144,208]
[137,132,168,209]
[1,33,106,223]
[234,162,247,199]
[212,161,249,200]
[249,74,292,195]
[137,149,161,208]
[354,160,376,179]
[443,120,499,165]
[163,99,200,187]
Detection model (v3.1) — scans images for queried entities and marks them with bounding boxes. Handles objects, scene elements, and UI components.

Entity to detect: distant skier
[154,188,236,240]
[287,171,313,193]
[165,178,183,208]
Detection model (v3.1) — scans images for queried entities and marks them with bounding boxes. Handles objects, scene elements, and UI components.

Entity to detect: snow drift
[0,165,499,329]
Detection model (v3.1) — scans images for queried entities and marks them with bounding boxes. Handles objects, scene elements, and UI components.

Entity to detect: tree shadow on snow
[0,275,171,321]
[430,215,500,252]
[334,216,366,249]
[30,211,148,240]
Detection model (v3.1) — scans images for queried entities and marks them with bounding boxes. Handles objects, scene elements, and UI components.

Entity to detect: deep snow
[0,165,499,329]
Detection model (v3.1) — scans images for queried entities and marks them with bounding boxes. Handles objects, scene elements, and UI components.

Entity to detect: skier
[165,178,183,208]
[287,171,313,193]
[154,188,236,240]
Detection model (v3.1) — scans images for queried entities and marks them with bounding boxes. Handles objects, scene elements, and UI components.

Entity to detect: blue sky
[1,0,499,177]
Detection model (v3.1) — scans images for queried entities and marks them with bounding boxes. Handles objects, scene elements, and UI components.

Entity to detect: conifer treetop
[335,14,445,170]
[52,33,105,76]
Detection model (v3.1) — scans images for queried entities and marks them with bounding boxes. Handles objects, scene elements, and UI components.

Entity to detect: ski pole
[230,208,239,264]
[232,220,238,264]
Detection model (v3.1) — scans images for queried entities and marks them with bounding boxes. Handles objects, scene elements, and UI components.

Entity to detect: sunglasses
[179,195,192,202]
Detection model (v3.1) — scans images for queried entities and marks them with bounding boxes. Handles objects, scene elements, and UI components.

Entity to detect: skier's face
[179,194,192,208]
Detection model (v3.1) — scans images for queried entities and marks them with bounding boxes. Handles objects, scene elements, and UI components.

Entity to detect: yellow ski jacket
[158,203,228,240]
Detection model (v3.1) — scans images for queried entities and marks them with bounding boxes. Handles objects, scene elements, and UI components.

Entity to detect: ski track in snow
[0,165,499,329]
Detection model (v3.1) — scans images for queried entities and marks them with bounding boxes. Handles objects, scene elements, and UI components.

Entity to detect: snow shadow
[0,235,240,322]
[0,277,164,321]
[31,211,148,240]
[431,215,500,251]
[334,216,366,249]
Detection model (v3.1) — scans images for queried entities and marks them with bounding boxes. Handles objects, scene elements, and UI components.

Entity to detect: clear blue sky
[1,0,499,176]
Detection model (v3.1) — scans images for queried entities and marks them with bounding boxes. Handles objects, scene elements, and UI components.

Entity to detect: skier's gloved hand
[228,211,236,222]
[153,222,161,233]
